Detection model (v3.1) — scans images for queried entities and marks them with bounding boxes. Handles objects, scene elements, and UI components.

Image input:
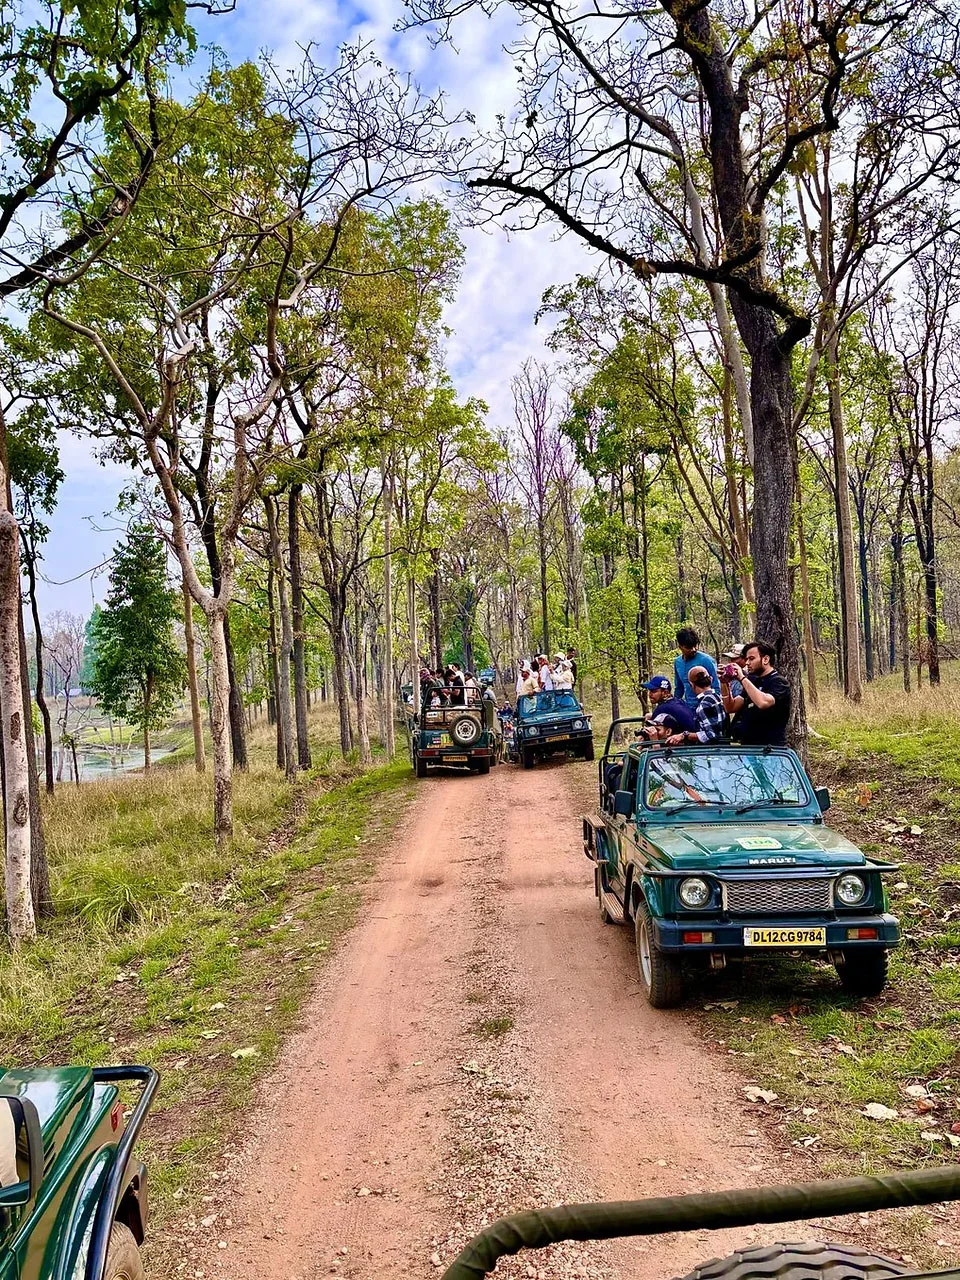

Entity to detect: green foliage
[86,525,185,737]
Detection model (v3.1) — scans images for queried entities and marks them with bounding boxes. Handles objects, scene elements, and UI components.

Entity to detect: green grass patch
[1,705,416,1261]
[471,1014,515,1040]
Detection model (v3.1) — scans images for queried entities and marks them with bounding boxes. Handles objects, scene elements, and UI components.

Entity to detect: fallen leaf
[905,1085,929,1099]
[357,1187,371,1197]
[862,1103,899,1121]
[949,1122,960,1135]
[770,1014,788,1025]
[910,826,923,836]
[231,1046,259,1060]
[915,1099,936,1114]
[921,1131,945,1142]
[208,1002,226,1011]
[744,1087,779,1104]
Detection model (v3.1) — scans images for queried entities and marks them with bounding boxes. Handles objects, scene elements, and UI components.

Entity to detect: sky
[33,0,597,616]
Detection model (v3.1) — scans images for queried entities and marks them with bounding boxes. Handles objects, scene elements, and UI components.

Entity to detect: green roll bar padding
[441,1165,960,1280]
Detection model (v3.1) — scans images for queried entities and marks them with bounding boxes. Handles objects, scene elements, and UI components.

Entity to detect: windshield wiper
[734,792,786,815]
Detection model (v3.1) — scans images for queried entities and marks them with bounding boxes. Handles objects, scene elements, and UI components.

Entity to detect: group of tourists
[640,627,791,748]
[418,662,496,708]
[514,650,578,696]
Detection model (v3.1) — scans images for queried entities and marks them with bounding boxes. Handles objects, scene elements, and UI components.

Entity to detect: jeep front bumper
[653,913,899,953]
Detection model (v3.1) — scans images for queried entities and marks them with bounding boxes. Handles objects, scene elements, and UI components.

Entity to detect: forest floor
[169,725,960,1280]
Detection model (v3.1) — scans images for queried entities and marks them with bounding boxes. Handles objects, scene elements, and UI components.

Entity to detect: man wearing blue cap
[640,676,697,740]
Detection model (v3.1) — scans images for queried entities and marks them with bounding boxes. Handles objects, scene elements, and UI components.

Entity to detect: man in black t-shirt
[726,640,792,746]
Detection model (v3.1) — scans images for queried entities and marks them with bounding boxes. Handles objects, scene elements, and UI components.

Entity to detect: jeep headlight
[526,726,539,736]
[678,877,711,909]
[835,873,866,906]
[573,719,584,729]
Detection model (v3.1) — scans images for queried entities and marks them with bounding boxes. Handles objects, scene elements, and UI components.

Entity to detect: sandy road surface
[187,760,817,1280]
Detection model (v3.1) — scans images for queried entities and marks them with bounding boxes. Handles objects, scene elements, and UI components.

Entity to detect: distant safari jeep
[514,690,594,768]
[582,720,899,1007]
[0,1064,157,1280]
[412,683,502,776]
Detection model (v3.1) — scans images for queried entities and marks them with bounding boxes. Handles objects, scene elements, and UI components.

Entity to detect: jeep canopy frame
[442,1165,960,1280]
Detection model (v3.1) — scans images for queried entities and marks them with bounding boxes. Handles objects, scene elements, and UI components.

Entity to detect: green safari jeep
[583,720,899,1008]
[514,690,594,768]
[0,1064,156,1280]
[412,684,502,776]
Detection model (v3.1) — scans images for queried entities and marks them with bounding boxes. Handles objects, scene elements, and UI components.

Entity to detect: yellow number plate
[445,753,468,762]
[744,927,826,947]
[545,734,569,742]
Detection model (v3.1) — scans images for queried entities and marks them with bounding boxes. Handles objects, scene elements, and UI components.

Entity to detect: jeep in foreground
[514,690,594,769]
[582,720,899,1007]
[412,684,501,776]
[0,1063,157,1280]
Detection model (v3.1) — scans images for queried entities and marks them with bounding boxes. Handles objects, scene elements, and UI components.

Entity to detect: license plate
[545,734,569,742]
[446,754,468,762]
[744,927,826,947]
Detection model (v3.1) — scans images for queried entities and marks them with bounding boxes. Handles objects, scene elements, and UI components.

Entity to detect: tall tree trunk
[25,543,54,794]
[182,579,206,774]
[208,607,233,844]
[382,456,395,760]
[288,485,311,770]
[855,503,874,682]
[795,483,819,708]
[266,565,283,769]
[722,366,755,611]
[407,574,419,685]
[353,590,371,765]
[825,327,862,701]
[429,557,443,669]
[266,497,295,780]
[331,610,354,757]
[737,323,806,746]
[538,520,550,654]
[0,509,34,945]
[143,673,152,774]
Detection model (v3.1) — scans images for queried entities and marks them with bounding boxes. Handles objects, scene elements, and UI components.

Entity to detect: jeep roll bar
[85,1065,159,1280]
[442,1164,960,1280]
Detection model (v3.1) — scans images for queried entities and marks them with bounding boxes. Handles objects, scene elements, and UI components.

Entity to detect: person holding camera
[724,640,792,746]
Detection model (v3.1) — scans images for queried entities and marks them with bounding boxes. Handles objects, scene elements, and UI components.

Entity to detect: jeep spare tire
[451,714,481,746]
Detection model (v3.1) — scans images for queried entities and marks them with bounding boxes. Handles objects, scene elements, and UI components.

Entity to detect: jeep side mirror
[815,786,831,812]
[613,789,634,818]
[0,1095,43,1212]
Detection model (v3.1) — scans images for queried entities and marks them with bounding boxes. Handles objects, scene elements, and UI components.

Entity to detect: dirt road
[187,760,816,1280]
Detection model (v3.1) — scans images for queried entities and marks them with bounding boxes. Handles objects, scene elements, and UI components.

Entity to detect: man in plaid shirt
[666,666,728,744]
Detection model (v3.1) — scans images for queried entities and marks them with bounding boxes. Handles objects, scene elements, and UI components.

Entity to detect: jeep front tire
[635,899,684,1008]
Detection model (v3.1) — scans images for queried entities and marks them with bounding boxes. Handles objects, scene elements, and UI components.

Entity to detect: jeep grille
[723,877,832,914]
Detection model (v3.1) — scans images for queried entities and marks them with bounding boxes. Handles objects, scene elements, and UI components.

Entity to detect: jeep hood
[643,822,868,869]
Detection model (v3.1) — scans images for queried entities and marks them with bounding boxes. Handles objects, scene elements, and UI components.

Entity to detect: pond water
[63,747,175,782]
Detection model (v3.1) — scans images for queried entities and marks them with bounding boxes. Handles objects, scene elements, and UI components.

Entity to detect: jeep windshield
[518,691,582,718]
[642,750,808,812]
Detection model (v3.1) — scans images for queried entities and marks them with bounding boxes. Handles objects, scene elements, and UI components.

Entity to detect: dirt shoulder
[183,758,858,1280]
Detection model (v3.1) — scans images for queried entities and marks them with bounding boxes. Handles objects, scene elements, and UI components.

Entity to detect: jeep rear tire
[834,947,888,996]
[635,900,684,1008]
[414,752,428,778]
[674,1241,907,1280]
[450,714,481,746]
[105,1222,144,1280]
[476,756,491,775]
[582,740,595,762]
[521,747,535,769]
